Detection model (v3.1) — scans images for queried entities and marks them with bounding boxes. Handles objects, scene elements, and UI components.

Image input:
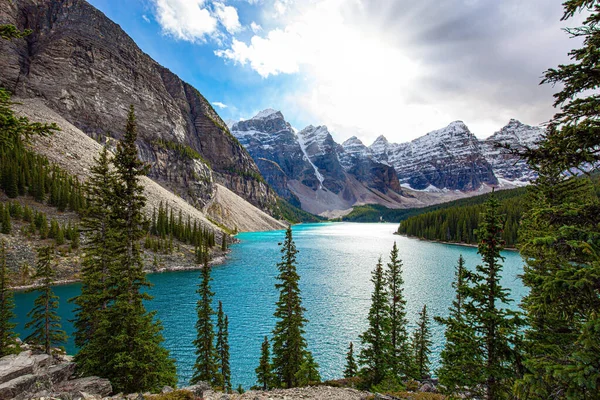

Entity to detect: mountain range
[231,111,543,216]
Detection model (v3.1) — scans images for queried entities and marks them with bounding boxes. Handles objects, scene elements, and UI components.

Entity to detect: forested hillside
[396,188,527,247]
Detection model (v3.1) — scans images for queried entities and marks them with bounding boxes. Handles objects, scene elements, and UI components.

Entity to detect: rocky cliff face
[481,119,542,184]
[231,111,404,215]
[0,0,277,212]
[370,121,498,191]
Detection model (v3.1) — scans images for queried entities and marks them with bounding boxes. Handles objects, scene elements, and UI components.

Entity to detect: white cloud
[214,2,242,34]
[153,0,218,42]
[142,14,151,23]
[215,0,573,143]
[212,101,228,109]
[250,21,262,33]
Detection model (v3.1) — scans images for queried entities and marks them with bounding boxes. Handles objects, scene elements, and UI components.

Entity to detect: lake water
[13,223,526,389]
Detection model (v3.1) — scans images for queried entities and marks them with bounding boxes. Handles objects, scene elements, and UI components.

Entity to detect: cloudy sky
[88,0,579,145]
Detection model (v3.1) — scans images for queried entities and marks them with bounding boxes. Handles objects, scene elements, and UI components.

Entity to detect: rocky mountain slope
[232,111,405,216]
[0,0,279,216]
[232,109,542,215]
[369,120,543,191]
[12,98,285,233]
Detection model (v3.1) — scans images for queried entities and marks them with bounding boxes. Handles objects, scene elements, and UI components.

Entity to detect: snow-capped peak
[252,108,282,120]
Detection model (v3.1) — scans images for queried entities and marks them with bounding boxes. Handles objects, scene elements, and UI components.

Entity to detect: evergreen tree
[386,242,410,378]
[271,226,310,388]
[0,206,10,234]
[72,146,119,375]
[83,106,176,393]
[511,2,600,398]
[0,240,18,356]
[410,304,432,380]
[191,261,218,385]
[359,257,391,385]
[463,194,523,399]
[295,352,321,387]
[216,301,232,392]
[435,255,483,395]
[256,336,273,390]
[24,246,66,355]
[343,342,358,378]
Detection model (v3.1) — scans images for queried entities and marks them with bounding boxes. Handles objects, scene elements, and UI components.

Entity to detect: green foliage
[359,257,391,385]
[272,199,325,224]
[224,167,265,183]
[462,195,524,399]
[343,342,358,378]
[143,390,195,400]
[191,262,218,385]
[25,246,67,355]
[256,336,274,390]
[435,255,483,395]
[410,304,432,380]
[216,301,232,392]
[271,226,311,388]
[295,352,321,387]
[0,24,31,40]
[0,240,18,356]
[72,107,176,393]
[386,243,410,378]
[152,138,210,166]
[397,190,525,247]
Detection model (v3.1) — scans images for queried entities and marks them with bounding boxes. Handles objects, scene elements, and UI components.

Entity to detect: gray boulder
[55,376,113,397]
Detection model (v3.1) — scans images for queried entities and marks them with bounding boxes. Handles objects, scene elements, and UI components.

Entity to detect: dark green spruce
[24,246,67,355]
[359,257,391,385]
[386,242,410,378]
[0,240,18,356]
[343,342,358,378]
[271,226,311,388]
[435,255,483,396]
[191,261,218,385]
[256,336,273,390]
[216,301,232,392]
[410,304,432,380]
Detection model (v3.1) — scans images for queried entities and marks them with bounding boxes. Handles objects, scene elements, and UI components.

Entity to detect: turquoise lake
[12,222,526,389]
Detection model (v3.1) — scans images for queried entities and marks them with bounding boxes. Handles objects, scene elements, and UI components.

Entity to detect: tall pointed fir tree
[462,194,523,400]
[359,257,391,386]
[256,336,273,390]
[216,301,232,392]
[72,146,118,375]
[410,304,432,380]
[386,242,410,378]
[0,240,18,356]
[295,351,321,387]
[343,342,358,378]
[89,106,176,393]
[25,246,66,355]
[435,255,483,396]
[191,261,218,385]
[271,226,310,388]
[511,1,600,398]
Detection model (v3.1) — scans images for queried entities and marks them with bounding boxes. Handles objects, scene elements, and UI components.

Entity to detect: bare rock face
[0,0,277,212]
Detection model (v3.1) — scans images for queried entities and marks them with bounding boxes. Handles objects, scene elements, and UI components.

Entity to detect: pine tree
[463,194,523,399]
[0,240,18,356]
[271,226,310,388]
[510,2,600,398]
[256,336,273,390]
[24,246,67,355]
[435,255,483,396]
[386,242,410,378]
[72,146,119,375]
[411,304,432,380]
[359,257,391,385]
[343,342,358,378]
[295,352,321,387]
[1,206,11,234]
[216,301,232,392]
[84,106,176,393]
[191,261,218,385]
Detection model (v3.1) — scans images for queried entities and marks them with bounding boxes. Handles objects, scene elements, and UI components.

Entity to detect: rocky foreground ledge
[0,350,374,400]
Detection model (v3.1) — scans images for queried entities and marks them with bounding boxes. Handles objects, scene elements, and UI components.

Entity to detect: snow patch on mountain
[253,108,281,120]
[296,130,325,188]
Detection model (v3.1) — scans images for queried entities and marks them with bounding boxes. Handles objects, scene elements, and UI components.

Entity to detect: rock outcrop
[0,0,278,213]
[0,350,111,400]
